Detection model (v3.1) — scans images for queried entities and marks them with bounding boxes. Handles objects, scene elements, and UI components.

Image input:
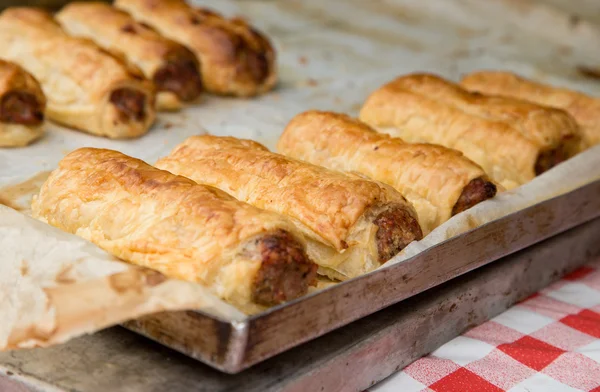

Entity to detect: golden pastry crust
[156,135,422,280]
[0,59,46,147]
[115,0,277,97]
[0,7,156,139]
[359,73,576,189]
[396,74,581,155]
[460,70,599,150]
[278,111,497,234]
[57,2,203,111]
[31,148,317,311]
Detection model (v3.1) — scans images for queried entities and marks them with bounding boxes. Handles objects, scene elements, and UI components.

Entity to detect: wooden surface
[2,218,598,392]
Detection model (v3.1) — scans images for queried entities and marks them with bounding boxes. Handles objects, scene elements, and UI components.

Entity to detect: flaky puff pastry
[115,0,276,97]
[57,2,203,111]
[360,74,580,190]
[156,135,422,281]
[0,8,156,139]
[461,71,599,150]
[0,59,46,147]
[278,111,497,234]
[31,148,317,312]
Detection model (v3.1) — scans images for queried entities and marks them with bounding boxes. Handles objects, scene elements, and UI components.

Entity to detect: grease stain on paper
[0,171,50,214]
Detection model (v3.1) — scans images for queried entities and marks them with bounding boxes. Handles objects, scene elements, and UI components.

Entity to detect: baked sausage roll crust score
[31,148,317,312]
[57,2,203,111]
[115,0,277,97]
[359,73,581,190]
[278,111,497,234]
[0,8,156,139]
[0,59,46,147]
[156,135,423,281]
[460,71,599,150]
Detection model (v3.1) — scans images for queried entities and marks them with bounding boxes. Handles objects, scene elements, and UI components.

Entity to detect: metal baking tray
[123,179,600,373]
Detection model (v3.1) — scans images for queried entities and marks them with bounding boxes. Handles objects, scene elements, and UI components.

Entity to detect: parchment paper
[1,0,600,349]
[0,205,245,351]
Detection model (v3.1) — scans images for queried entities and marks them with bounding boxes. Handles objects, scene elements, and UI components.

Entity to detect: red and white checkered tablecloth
[371,257,600,392]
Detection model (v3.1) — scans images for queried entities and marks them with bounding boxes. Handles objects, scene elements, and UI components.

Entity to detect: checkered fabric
[372,257,600,392]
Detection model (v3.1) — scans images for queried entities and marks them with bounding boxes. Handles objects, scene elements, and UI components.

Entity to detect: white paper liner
[0,205,245,351]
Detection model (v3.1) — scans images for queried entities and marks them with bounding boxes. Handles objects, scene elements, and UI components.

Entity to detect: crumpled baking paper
[0,205,244,351]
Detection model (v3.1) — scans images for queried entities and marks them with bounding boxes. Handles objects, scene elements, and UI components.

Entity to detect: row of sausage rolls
[359,73,583,190]
[155,136,423,281]
[33,128,491,290]
[278,111,497,234]
[57,0,277,100]
[32,142,425,307]
[57,2,203,111]
[0,2,276,139]
[25,72,597,307]
[32,73,590,306]
[31,148,318,313]
[0,7,156,139]
[115,0,277,97]
[26,105,575,309]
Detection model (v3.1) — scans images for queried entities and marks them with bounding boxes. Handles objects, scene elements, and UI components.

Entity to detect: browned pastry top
[32,148,317,308]
[381,73,580,152]
[279,110,495,233]
[461,70,599,149]
[157,135,413,251]
[57,2,203,102]
[0,7,148,99]
[0,7,156,138]
[116,0,277,96]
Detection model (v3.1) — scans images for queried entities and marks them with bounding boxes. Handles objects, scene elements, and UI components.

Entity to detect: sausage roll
[359,73,581,190]
[460,70,599,150]
[57,2,202,111]
[278,111,497,234]
[155,135,423,281]
[31,148,317,311]
[0,59,46,147]
[0,8,156,139]
[115,0,277,97]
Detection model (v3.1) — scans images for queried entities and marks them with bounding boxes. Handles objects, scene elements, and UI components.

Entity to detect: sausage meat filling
[245,49,269,83]
[252,230,317,306]
[374,206,423,263]
[153,59,203,102]
[109,88,147,122]
[452,177,497,216]
[0,91,43,125]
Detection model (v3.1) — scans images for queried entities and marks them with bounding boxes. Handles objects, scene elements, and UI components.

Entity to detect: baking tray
[123,179,600,373]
